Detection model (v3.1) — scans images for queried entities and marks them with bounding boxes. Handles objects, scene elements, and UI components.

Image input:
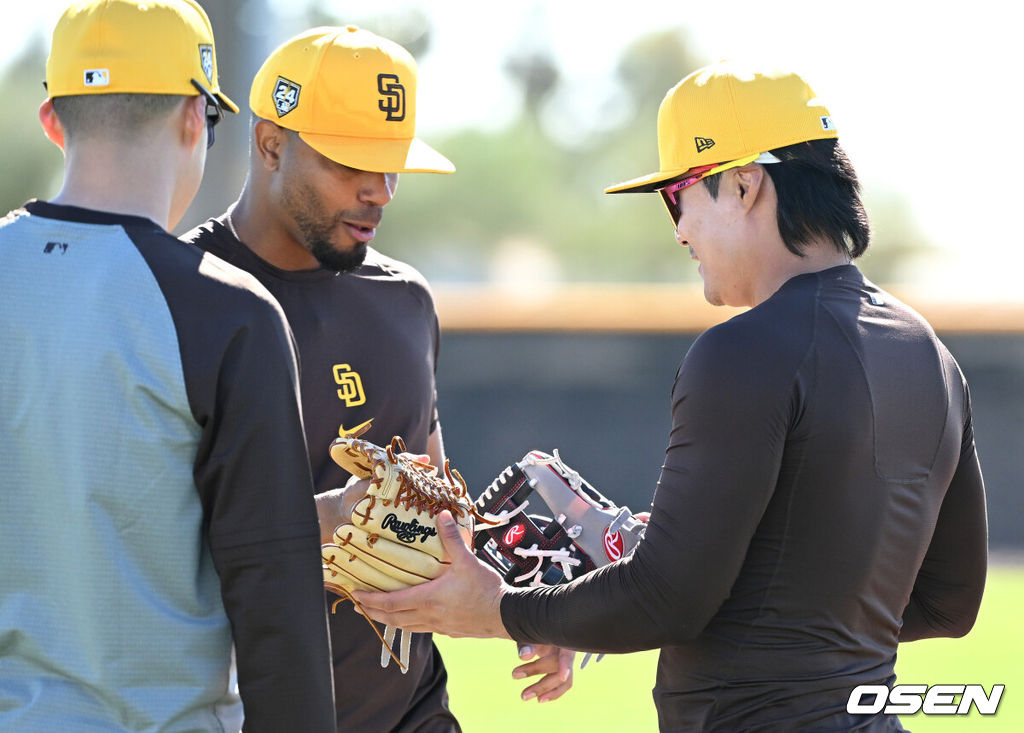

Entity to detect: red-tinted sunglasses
[657,152,780,224]
[658,164,720,223]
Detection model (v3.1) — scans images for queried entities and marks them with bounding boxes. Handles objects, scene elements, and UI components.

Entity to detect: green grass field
[436,564,1023,731]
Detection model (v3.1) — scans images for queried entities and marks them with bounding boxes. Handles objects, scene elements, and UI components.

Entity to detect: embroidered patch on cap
[83,69,109,87]
[199,45,214,84]
[273,76,301,117]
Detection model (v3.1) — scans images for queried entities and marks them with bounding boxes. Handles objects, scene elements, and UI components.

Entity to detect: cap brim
[298,132,455,174]
[214,90,240,114]
[604,168,689,194]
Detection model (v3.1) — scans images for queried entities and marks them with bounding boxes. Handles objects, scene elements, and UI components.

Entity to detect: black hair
[702,138,870,258]
[52,93,185,142]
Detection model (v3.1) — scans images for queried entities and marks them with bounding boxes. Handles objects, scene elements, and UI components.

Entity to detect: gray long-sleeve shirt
[0,201,335,731]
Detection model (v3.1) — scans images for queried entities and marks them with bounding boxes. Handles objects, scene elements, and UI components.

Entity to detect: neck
[52,138,177,230]
[229,182,319,270]
[752,241,851,306]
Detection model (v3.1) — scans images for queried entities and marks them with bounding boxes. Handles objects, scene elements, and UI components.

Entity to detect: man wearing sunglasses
[352,61,988,731]
[0,2,336,730]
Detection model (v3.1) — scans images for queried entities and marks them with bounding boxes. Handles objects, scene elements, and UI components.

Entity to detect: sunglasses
[658,152,781,224]
[190,79,223,150]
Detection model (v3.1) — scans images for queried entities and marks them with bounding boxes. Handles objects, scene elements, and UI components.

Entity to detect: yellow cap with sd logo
[250,26,454,174]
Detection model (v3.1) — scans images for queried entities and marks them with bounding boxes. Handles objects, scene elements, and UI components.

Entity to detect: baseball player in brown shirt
[351,61,988,732]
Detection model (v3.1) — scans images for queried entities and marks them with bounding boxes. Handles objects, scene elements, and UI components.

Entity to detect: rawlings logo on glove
[321,424,483,671]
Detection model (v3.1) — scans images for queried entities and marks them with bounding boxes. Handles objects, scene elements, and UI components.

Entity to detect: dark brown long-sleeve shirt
[502,265,987,731]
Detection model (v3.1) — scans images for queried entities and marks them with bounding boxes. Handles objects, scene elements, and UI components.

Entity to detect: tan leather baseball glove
[321,425,477,671]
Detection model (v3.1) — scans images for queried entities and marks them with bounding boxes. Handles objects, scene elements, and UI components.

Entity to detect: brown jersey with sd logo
[184,217,455,733]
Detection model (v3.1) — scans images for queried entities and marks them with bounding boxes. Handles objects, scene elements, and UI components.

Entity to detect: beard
[307,234,368,273]
[282,178,380,273]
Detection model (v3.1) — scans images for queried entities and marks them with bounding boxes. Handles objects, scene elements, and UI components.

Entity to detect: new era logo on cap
[695,136,715,153]
[83,69,110,87]
[273,77,301,117]
[820,115,835,131]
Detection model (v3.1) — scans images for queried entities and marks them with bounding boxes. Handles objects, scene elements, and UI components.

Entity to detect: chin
[704,292,725,307]
[311,240,368,273]
[702,280,721,307]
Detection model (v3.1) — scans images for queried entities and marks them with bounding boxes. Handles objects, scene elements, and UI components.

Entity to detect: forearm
[501,555,672,654]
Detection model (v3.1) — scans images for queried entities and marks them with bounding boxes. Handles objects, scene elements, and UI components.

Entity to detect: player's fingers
[556,646,575,680]
[354,582,434,615]
[512,657,550,678]
[512,645,575,679]
[519,669,574,703]
[355,607,436,634]
[352,596,437,633]
[399,452,431,464]
[436,510,474,563]
[537,677,573,703]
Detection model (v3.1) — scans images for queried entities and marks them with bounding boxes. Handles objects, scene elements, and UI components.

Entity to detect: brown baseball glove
[321,425,478,672]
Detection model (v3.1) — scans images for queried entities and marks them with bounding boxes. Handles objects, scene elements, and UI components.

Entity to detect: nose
[358,171,397,207]
[674,228,687,246]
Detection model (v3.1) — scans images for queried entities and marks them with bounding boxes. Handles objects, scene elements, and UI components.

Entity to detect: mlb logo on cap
[83,69,109,87]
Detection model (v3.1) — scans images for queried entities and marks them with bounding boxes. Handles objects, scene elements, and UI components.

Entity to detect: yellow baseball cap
[606,61,837,194]
[45,0,238,113]
[250,26,454,174]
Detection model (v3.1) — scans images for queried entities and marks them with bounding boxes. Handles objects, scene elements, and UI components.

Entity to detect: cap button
[345,25,359,32]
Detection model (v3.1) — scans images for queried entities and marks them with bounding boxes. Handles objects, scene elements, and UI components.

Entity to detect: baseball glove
[321,425,479,672]
[473,449,647,666]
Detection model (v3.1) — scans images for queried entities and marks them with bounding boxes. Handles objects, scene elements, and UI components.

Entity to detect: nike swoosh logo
[339,418,374,438]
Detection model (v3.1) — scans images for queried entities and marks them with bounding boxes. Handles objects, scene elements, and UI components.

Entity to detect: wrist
[489,582,515,640]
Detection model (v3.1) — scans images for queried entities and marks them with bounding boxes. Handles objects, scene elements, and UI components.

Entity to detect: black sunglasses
[190,79,223,149]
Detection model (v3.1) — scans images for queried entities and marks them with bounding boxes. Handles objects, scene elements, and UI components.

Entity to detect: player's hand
[513,643,575,703]
[317,453,429,543]
[316,474,368,545]
[352,510,511,639]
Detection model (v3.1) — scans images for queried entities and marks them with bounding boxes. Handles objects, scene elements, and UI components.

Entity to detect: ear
[732,164,767,214]
[253,119,287,172]
[39,98,65,151]
[175,95,207,153]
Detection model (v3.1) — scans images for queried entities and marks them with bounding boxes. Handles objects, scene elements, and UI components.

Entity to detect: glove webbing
[474,464,597,585]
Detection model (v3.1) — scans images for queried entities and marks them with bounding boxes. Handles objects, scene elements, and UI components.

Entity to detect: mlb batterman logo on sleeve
[605,60,837,194]
[249,26,455,174]
[44,0,238,113]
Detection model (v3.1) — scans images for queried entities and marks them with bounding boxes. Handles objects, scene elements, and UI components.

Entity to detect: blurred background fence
[433,288,1024,552]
